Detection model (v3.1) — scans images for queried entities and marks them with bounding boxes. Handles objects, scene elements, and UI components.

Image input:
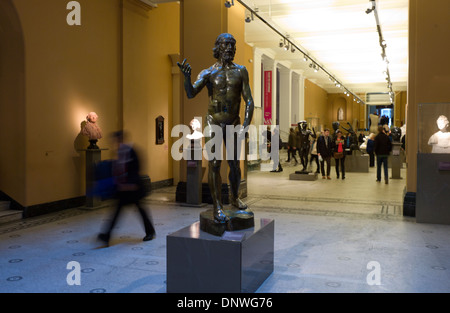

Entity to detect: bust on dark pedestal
[79,112,105,207]
[81,112,102,149]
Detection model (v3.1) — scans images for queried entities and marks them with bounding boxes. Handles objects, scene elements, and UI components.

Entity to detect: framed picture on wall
[156,115,164,145]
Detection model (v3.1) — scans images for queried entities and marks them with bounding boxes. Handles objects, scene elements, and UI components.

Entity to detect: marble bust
[186,118,204,140]
[428,115,450,153]
[81,112,102,149]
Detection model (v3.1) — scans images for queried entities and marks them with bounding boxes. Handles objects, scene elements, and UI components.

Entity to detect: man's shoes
[376,180,381,183]
[385,180,389,184]
[97,233,110,245]
[322,176,326,179]
[342,176,345,180]
[270,170,278,172]
[143,233,155,241]
[327,176,331,180]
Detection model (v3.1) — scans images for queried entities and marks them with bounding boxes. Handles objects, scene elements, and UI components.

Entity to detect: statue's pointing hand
[177,58,191,78]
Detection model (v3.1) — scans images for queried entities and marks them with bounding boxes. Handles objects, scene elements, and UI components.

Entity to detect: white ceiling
[151,0,408,96]
[241,0,408,95]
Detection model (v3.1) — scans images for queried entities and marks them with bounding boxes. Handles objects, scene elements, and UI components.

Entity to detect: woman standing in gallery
[333,130,346,180]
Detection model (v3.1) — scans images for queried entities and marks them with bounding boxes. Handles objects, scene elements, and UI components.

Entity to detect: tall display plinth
[166,218,274,293]
[416,153,450,224]
[391,143,403,179]
[79,148,107,208]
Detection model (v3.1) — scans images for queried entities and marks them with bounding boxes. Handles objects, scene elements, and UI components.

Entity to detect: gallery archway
[0,0,26,205]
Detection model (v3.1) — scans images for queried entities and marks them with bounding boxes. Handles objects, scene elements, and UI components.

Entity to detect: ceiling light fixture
[224,0,234,8]
[366,0,394,102]
[234,0,365,106]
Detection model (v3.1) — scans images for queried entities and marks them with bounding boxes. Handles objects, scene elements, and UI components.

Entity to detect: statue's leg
[224,123,252,214]
[204,116,228,223]
[301,150,307,171]
[304,150,309,171]
[208,159,228,223]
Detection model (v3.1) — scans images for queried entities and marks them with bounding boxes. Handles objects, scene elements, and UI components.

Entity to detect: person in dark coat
[374,126,392,184]
[98,131,155,246]
[332,130,346,180]
[366,133,376,167]
[286,127,298,164]
[317,128,333,179]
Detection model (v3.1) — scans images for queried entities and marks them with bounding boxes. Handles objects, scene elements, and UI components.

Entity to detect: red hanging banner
[264,70,272,125]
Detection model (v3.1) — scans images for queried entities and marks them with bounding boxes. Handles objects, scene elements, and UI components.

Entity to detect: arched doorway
[0,0,26,205]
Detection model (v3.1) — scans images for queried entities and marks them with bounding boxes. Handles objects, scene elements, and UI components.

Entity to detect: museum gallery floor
[1,163,450,293]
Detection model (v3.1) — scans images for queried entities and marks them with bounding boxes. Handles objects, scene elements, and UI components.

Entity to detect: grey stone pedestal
[416,153,450,224]
[167,218,274,293]
[79,148,107,208]
[391,143,403,179]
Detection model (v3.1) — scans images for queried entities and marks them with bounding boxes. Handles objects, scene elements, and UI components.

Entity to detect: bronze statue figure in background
[177,33,255,223]
[341,122,359,152]
[297,120,315,172]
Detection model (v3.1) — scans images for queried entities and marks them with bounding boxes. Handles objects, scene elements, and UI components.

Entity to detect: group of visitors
[283,124,394,183]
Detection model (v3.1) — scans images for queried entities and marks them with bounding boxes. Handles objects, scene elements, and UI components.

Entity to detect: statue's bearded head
[213,33,236,62]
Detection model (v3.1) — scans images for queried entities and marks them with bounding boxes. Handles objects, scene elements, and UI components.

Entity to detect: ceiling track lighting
[365,0,375,14]
[233,0,366,106]
[366,0,394,100]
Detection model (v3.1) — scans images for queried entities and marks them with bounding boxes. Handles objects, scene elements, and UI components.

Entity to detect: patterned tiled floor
[1,162,450,293]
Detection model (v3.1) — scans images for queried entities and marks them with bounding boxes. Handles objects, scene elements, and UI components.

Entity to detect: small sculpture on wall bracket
[156,116,165,145]
[81,112,103,149]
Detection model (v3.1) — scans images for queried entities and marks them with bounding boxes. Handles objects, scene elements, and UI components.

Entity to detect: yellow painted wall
[0,0,26,204]
[0,0,179,209]
[13,0,122,206]
[122,1,180,183]
[304,79,329,129]
[394,91,407,126]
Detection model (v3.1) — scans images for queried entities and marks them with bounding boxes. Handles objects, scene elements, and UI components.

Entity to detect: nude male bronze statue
[177,33,254,223]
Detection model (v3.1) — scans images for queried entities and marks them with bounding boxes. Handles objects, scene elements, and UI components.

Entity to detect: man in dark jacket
[98,131,156,246]
[317,128,333,179]
[374,126,392,184]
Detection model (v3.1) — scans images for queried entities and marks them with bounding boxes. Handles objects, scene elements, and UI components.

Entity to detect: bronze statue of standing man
[178,33,254,224]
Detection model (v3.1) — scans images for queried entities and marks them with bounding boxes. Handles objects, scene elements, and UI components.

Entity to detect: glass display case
[416,102,450,225]
[418,103,450,153]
